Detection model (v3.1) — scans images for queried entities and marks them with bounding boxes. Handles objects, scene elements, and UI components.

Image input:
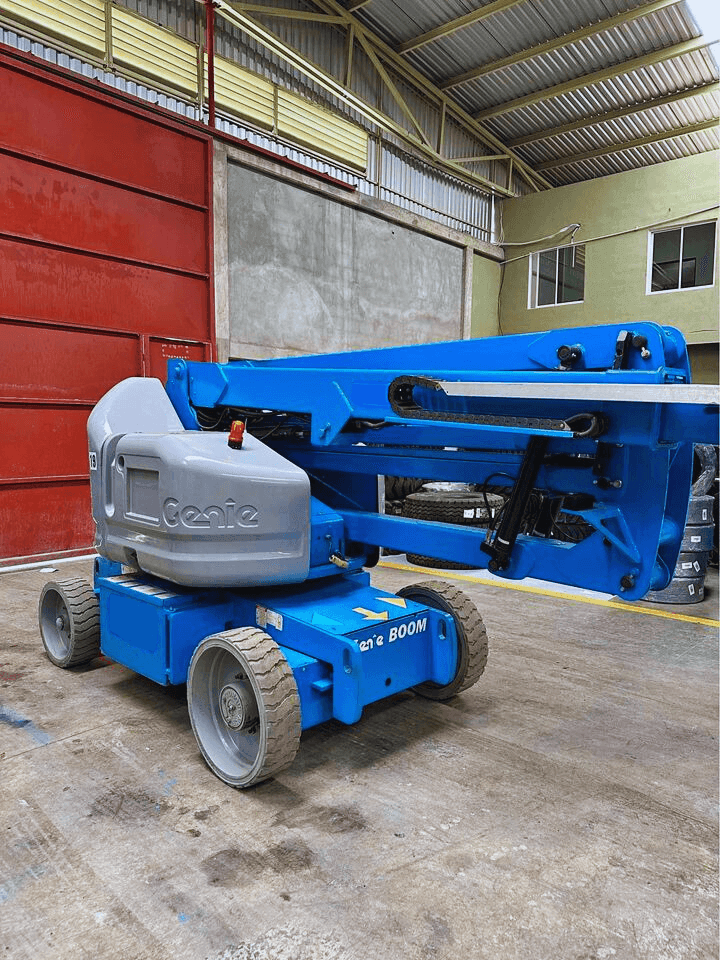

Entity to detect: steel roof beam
[475,37,713,120]
[507,81,720,147]
[441,0,684,91]
[355,29,434,147]
[311,0,551,190]
[227,5,346,23]
[396,0,526,55]
[535,118,719,170]
[208,0,523,196]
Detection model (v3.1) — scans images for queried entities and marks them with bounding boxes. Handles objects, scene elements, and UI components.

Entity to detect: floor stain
[89,788,171,822]
[0,703,51,744]
[274,802,368,835]
[200,837,316,887]
[0,669,26,682]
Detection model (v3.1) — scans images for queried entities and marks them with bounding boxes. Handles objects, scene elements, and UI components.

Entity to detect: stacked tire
[402,488,504,570]
[645,444,716,604]
[382,477,426,556]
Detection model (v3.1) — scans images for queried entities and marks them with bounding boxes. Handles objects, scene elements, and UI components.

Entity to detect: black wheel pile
[401,489,504,569]
[551,510,594,544]
[384,476,425,502]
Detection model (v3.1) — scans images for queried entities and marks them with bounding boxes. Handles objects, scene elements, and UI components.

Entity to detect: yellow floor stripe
[378,561,720,628]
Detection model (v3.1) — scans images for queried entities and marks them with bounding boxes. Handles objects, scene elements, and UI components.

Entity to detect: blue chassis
[93,322,717,730]
[94,557,458,729]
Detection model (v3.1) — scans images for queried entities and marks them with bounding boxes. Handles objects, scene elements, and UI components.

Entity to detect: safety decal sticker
[256,606,283,631]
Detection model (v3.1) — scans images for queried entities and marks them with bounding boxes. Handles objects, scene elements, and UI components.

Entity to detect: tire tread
[38,578,101,668]
[191,626,301,787]
[397,579,488,700]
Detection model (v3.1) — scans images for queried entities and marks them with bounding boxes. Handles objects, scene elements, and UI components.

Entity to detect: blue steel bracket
[250,573,456,725]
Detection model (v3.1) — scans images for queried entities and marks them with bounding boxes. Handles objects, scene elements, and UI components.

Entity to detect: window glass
[537,250,557,306]
[682,222,716,288]
[529,244,585,308]
[651,229,681,291]
[558,245,584,303]
[650,222,716,292]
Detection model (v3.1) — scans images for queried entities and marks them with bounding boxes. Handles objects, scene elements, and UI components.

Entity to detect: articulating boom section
[162,323,717,601]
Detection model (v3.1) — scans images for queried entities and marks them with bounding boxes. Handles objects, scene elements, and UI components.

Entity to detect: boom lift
[38,323,718,787]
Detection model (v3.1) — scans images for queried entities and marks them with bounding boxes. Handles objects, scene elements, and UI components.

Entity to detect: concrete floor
[1,559,717,960]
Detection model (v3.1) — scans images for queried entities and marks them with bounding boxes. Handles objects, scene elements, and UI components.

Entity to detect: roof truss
[396,0,526,55]
[220,0,552,194]
[210,1,718,194]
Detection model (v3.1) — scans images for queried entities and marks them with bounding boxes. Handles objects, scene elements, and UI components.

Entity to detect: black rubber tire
[680,524,714,552]
[188,626,301,788]
[396,580,488,700]
[645,577,705,604]
[692,444,717,497]
[402,491,504,569]
[551,510,594,544]
[384,476,425,501]
[673,550,710,579]
[686,495,714,526]
[38,578,101,668]
[711,478,719,567]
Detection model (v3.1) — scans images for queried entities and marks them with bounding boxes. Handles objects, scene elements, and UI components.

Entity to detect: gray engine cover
[88,378,310,588]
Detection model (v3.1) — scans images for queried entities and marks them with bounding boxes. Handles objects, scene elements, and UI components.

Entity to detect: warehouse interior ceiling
[1,1,716,200]
[221,0,719,191]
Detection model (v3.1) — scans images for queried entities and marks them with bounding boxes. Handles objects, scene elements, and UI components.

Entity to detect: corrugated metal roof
[350,0,719,184]
[483,48,719,140]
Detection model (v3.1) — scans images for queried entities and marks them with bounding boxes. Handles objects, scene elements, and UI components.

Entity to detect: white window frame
[527,243,585,309]
[646,220,717,295]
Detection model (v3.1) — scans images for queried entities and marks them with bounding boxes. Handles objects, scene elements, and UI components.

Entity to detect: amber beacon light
[228,420,246,449]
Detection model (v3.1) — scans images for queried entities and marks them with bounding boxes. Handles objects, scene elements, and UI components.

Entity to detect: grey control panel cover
[88,378,310,588]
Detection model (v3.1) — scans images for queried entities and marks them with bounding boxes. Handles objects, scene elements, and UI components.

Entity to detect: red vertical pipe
[205,0,216,128]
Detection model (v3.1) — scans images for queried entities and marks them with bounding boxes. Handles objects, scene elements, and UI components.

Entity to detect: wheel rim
[189,641,266,785]
[39,588,72,662]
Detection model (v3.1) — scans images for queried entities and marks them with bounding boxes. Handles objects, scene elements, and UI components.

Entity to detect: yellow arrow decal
[353,606,389,621]
[380,597,407,608]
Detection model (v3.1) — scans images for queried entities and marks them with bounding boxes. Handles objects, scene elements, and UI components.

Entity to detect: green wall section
[688,343,720,384]
[470,252,502,338]
[498,152,719,366]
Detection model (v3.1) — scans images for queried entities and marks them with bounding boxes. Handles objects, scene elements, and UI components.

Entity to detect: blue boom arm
[165,322,718,601]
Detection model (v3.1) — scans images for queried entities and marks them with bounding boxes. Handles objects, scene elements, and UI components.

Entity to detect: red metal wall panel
[0,65,208,205]
[2,153,208,272]
[0,48,214,562]
[1,403,94,481]
[1,320,142,401]
[0,483,93,563]
[1,241,211,340]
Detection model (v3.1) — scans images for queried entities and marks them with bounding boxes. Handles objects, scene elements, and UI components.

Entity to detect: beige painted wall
[470,252,502,338]
[499,153,719,367]
[688,342,720,384]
